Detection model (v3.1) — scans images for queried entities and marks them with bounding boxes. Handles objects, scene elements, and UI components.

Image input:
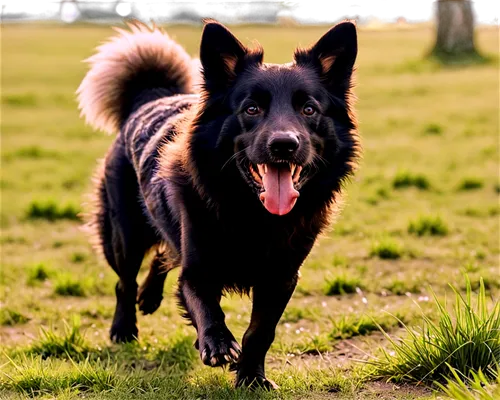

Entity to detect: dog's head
[194,20,358,216]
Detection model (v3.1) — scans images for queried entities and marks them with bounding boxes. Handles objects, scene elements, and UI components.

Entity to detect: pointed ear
[295,21,357,90]
[200,20,262,92]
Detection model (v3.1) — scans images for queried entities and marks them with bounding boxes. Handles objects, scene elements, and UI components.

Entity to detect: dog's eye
[302,105,316,116]
[245,105,260,116]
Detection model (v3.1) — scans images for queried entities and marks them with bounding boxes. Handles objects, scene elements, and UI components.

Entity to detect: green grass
[370,238,404,259]
[25,320,92,360]
[330,313,403,340]
[281,306,317,323]
[384,279,422,295]
[422,123,443,135]
[324,273,363,295]
[25,199,80,222]
[54,275,88,297]
[70,252,87,263]
[392,171,431,190]
[1,356,124,398]
[26,262,54,286]
[457,177,484,191]
[408,215,449,236]
[1,309,30,326]
[5,145,60,160]
[436,367,500,400]
[371,278,500,384]
[0,23,498,400]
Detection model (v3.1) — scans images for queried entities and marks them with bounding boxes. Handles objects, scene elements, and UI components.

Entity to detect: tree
[431,0,482,63]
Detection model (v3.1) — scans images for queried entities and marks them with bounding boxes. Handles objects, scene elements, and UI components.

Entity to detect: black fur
[82,20,360,389]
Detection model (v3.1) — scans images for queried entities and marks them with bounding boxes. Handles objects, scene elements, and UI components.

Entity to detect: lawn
[0,22,499,399]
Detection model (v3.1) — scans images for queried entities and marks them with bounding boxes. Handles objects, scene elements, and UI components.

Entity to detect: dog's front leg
[178,269,241,367]
[234,276,298,389]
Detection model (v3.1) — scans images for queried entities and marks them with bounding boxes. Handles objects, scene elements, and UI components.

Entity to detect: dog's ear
[295,21,357,91]
[200,20,262,92]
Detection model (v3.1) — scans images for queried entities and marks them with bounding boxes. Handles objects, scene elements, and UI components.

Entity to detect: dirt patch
[359,381,433,399]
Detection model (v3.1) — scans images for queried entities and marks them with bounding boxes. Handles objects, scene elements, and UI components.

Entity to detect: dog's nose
[269,133,299,158]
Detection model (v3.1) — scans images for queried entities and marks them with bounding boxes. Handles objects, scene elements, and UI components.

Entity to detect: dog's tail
[77,21,195,134]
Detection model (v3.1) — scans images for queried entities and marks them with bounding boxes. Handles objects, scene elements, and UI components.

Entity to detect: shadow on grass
[428,48,497,67]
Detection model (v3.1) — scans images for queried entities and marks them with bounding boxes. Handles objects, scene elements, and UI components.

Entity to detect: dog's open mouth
[248,163,302,216]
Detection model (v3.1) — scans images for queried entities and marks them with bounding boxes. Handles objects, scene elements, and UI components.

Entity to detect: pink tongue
[259,165,299,216]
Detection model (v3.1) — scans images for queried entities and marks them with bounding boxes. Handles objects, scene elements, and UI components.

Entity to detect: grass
[370,238,404,259]
[371,278,500,384]
[1,309,29,326]
[408,215,449,236]
[330,313,403,340]
[70,252,87,263]
[281,306,317,323]
[457,177,484,191]
[6,145,60,160]
[0,22,498,400]
[324,273,363,295]
[26,262,53,285]
[1,356,121,397]
[54,275,88,297]
[423,123,443,135]
[392,171,431,190]
[384,279,422,296]
[25,320,92,360]
[436,367,500,400]
[25,199,80,222]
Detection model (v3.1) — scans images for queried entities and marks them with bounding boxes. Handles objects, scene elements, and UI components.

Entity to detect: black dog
[77,19,359,389]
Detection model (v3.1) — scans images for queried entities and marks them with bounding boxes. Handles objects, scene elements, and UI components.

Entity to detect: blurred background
[0,0,498,21]
[1,1,499,398]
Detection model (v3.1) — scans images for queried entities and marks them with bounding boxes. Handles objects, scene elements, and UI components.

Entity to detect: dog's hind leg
[97,144,159,343]
[138,245,178,315]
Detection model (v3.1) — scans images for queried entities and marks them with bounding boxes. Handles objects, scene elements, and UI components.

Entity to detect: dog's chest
[212,220,311,282]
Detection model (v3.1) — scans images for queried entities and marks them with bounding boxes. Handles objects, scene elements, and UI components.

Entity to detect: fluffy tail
[77,21,195,134]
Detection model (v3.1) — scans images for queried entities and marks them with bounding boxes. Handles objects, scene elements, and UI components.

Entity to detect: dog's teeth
[264,164,268,174]
[290,163,296,175]
[293,166,303,183]
[257,164,266,177]
[250,165,263,184]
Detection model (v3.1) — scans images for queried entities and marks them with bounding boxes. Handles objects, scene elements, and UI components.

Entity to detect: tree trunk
[432,0,477,57]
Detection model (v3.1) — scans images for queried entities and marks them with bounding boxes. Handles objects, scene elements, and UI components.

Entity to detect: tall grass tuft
[370,278,500,384]
[27,320,92,360]
[436,366,500,400]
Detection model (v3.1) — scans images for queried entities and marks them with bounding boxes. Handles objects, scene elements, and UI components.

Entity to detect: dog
[77,19,359,389]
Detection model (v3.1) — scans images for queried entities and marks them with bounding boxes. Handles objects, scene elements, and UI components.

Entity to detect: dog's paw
[235,373,279,390]
[110,319,138,343]
[198,327,241,367]
[137,282,163,315]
